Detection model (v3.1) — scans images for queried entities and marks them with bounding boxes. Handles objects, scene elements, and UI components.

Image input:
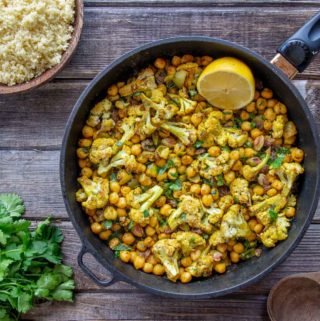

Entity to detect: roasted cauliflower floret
[209,205,252,246]
[272,115,286,138]
[89,138,116,164]
[186,246,214,277]
[77,176,109,210]
[173,231,206,256]
[260,214,290,247]
[118,117,136,146]
[152,239,181,281]
[127,185,163,226]
[230,178,251,205]
[203,204,224,224]
[168,93,197,115]
[242,148,271,181]
[275,162,304,196]
[161,122,197,146]
[86,98,112,127]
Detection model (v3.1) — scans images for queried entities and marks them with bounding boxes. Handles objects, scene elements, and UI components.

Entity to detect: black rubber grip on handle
[277,11,320,72]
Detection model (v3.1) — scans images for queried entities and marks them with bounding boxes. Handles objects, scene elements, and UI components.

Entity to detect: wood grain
[1,80,319,149]
[57,7,320,80]
[1,149,320,221]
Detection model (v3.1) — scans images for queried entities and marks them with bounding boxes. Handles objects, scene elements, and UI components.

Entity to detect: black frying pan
[60,12,320,298]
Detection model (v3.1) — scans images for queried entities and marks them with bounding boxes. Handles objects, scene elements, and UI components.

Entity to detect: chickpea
[160,204,172,216]
[131,134,140,144]
[256,97,267,111]
[146,226,156,237]
[230,150,240,161]
[82,125,94,138]
[251,128,262,139]
[253,185,264,196]
[99,230,111,240]
[232,160,242,172]
[117,208,127,217]
[139,174,152,186]
[168,167,178,180]
[149,216,158,228]
[109,238,120,249]
[131,144,142,156]
[272,180,283,191]
[214,262,226,274]
[285,207,296,218]
[119,251,131,263]
[78,138,92,148]
[147,255,158,265]
[190,249,201,261]
[267,188,277,197]
[217,243,227,253]
[264,120,273,131]
[136,241,147,252]
[181,54,194,63]
[143,262,154,273]
[110,181,121,193]
[264,108,276,121]
[246,102,256,113]
[107,84,118,96]
[78,158,91,168]
[77,148,89,159]
[178,165,187,174]
[280,103,287,114]
[158,233,170,239]
[200,184,211,195]
[201,55,213,66]
[112,223,121,232]
[180,272,192,283]
[155,196,166,208]
[81,167,93,177]
[240,110,250,120]
[144,236,155,247]
[230,251,240,263]
[291,148,304,162]
[244,148,256,158]
[202,194,213,207]
[130,251,138,263]
[241,121,252,131]
[154,57,166,69]
[181,155,193,165]
[120,186,131,197]
[261,88,273,99]
[153,264,165,276]
[133,256,145,270]
[248,219,258,231]
[267,98,277,108]
[224,171,235,184]
[254,223,263,234]
[156,158,166,167]
[190,184,201,195]
[186,166,197,178]
[191,113,203,127]
[91,222,102,234]
[186,146,196,156]
[181,257,192,267]
[233,243,245,254]
[156,172,167,182]
[122,232,135,245]
[254,90,260,100]
[171,56,181,66]
[109,192,120,205]
[208,146,221,157]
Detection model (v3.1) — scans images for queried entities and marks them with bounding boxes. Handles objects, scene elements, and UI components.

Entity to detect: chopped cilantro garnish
[221,146,231,152]
[194,140,203,149]
[110,172,117,181]
[244,141,253,148]
[116,141,123,147]
[216,174,225,187]
[268,209,278,221]
[189,89,197,97]
[158,159,175,175]
[128,220,135,231]
[269,147,290,169]
[250,121,256,128]
[143,210,150,218]
[133,91,142,97]
[181,213,187,221]
[114,243,132,257]
[103,220,113,229]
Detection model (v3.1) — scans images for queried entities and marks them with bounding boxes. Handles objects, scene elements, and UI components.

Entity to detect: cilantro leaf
[268,209,278,221]
[194,140,203,149]
[216,174,225,187]
[103,220,113,230]
[143,210,150,218]
[0,194,24,218]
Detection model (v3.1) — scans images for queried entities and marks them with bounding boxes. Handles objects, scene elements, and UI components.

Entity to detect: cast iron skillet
[60,12,320,298]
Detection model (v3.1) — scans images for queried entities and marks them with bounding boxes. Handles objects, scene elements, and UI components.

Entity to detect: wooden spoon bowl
[0,0,83,95]
[268,272,320,321]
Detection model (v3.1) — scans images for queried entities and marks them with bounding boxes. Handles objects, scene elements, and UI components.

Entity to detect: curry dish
[75,54,304,283]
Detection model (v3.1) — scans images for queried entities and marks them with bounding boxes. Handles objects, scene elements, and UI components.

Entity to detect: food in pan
[0,0,75,86]
[75,54,304,283]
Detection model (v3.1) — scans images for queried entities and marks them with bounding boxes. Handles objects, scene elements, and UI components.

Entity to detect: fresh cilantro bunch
[0,194,75,321]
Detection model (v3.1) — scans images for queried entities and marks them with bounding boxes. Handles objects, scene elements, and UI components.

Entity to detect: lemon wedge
[197,57,255,110]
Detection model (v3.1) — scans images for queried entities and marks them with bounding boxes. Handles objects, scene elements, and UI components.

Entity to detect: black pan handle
[78,246,118,287]
[277,11,320,73]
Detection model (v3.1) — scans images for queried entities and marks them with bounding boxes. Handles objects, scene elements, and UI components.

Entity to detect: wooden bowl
[0,0,83,95]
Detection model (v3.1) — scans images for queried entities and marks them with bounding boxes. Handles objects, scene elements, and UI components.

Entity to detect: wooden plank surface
[56,7,320,80]
[1,80,320,149]
[2,2,320,320]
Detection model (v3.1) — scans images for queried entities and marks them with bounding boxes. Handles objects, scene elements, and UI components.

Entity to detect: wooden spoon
[267,272,320,321]
[0,0,83,95]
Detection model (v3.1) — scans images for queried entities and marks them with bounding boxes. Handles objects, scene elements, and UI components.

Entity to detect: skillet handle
[276,11,320,74]
[78,246,118,287]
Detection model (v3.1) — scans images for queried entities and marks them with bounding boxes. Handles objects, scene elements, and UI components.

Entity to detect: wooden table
[1,1,320,320]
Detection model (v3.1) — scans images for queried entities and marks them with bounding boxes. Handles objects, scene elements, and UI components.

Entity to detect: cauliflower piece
[161,122,197,146]
[249,194,287,226]
[168,94,197,115]
[199,151,235,178]
[97,150,139,176]
[204,204,224,224]
[272,115,286,138]
[174,231,206,256]
[77,176,109,210]
[118,117,136,146]
[230,178,251,205]
[260,214,290,247]
[87,98,112,127]
[242,148,271,181]
[89,138,116,164]
[225,128,249,148]
[209,205,252,246]
[94,117,115,138]
[283,121,297,144]
[136,109,157,139]
[152,239,181,281]
[186,246,214,277]
[127,185,163,226]
[218,195,234,212]
[167,195,213,233]
[275,162,304,196]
